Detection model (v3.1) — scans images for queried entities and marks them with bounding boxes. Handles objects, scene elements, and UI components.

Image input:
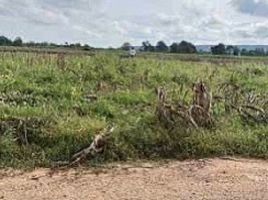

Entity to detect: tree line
[0,35,92,50]
[121,40,197,54]
[122,41,268,56]
[211,43,268,56]
[1,35,267,56]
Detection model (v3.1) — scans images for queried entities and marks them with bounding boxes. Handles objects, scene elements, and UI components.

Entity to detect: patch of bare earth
[0,158,267,200]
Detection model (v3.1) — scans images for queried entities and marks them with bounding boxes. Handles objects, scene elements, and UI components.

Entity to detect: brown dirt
[0,158,267,200]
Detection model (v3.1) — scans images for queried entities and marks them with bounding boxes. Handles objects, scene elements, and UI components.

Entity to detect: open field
[0,158,267,200]
[2,46,268,63]
[0,51,267,168]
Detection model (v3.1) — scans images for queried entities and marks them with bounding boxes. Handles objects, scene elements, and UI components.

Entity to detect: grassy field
[0,51,267,168]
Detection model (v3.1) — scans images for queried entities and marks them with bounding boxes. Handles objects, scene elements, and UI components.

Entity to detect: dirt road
[0,158,267,200]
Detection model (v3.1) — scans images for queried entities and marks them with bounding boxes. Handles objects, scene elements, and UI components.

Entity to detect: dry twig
[69,126,115,166]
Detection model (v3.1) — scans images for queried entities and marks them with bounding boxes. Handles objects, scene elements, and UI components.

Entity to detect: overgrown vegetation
[0,52,267,168]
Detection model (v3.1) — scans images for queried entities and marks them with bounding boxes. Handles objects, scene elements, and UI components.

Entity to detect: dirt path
[0,158,267,200]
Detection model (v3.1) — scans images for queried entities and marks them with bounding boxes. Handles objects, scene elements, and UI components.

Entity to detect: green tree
[83,44,91,51]
[170,42,179,53]
[241,48,248,56]
[177,41,197,53]
[142,41,155,52]
[121,42,131,51]
[155,41,168,52]
[170,41,197,54]
[255,48,265,56]
[233,46,240,56]
[13,37,23,46]
[0,36,12,46]
[211,43,226,55]
[226,45,240,56]
[226,45,234,55]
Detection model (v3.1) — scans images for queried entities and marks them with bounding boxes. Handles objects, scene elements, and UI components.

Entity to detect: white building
[128,47,137,57]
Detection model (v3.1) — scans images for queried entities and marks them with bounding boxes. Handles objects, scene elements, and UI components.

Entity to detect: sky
[1,0,268,47]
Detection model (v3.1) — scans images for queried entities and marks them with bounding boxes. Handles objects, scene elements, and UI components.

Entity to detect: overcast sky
[1,0,268,47]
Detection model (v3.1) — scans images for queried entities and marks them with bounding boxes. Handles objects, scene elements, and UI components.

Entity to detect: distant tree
[0,35,93,49]
[49,43,58,47]
[155,41,168,52]
[211,43,226,55]
[170,42,179,53]
[170,41,197,54]
[248,50,256,56]
[177,41,197,53]
[83,44,91,51]
[13,37,23,46]
[233,46,240,56]
[226,45,240,56]
[121,42,131,51]
[226,45,234,55]
[25,41,35,47]
[255,48,266,56]
[142,41,155,52]
[0,36,12,46]
[40,42,49,47]
[74,43,81,48]
[241,48,248,56]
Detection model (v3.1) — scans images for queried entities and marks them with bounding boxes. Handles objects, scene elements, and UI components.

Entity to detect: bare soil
[0,158,267,200]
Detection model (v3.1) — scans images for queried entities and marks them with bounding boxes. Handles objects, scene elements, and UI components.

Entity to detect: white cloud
[0,0,268,46]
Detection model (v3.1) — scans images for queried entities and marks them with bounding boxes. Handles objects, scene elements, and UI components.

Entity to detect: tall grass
[0,52,267,168]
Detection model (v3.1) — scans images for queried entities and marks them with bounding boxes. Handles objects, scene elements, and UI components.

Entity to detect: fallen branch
[169,106,199,129]
[230,104,267,124]
[52,125,115,168]
[241,105,265,114]
[69,126,115,166]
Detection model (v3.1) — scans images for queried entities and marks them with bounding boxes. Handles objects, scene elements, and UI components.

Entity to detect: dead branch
[155,81,214,130]
[241,105,265,113]
[69,125,115,166]
[169,105,199,128]
[216,81,268,125]
[192,81,212,113]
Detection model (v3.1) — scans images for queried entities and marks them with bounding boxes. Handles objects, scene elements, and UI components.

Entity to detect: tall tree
[233,46,240,56]
[155,41,168,52]
[211,43,226,55]
[241,48,248,56]
[255,48,266,56]
[170,42,179,53]
[170,41,197,54]
[142,41,155,52]
[13,37,23,46]
[177,41,197,53]
[0,36,12,46]
[121,42,131,51]
[226,45,234,55]
[83,44,91,51]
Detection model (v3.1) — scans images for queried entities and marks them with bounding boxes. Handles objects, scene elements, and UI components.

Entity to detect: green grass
[0,52,267,168]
